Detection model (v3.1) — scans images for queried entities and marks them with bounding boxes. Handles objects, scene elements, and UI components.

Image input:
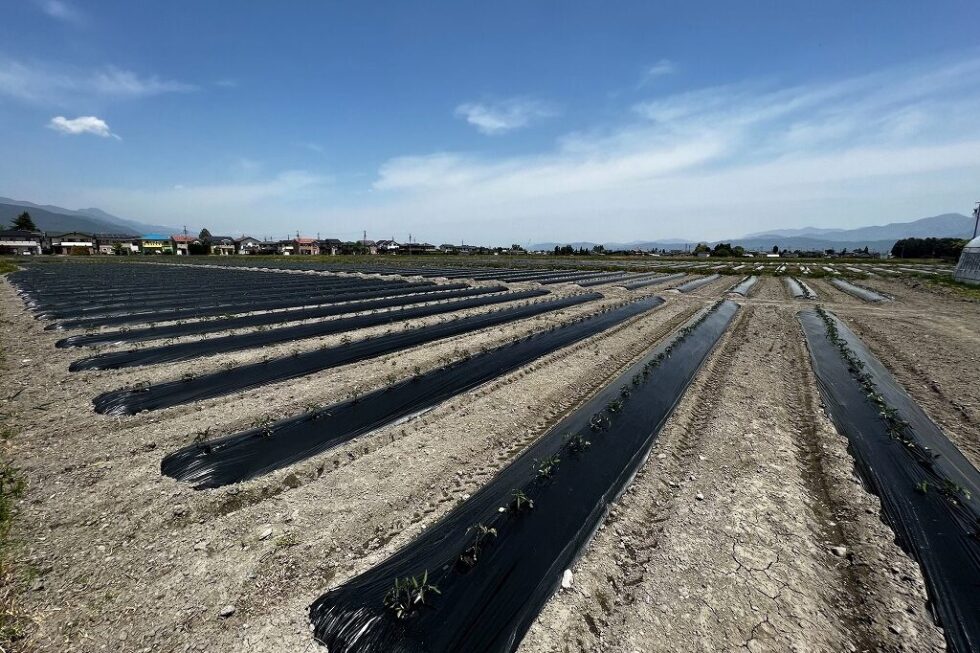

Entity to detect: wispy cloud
[0,56,195,105]
[48,115,120,139]
[215,78,238,88]
[454,97,557,135]
[637,59,676,87]
[35,0,83,24]
[365,54,980,242]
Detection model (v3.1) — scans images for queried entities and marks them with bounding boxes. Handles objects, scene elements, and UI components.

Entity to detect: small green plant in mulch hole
[619,385,631,398]
[383,570,441,620]
[606,399,624,414]
[509,489,534,513]
[565,433,591,454]
[589,412,610,432]
[915,480,930,494]
[456,523,497,571]
[533,454,560,480]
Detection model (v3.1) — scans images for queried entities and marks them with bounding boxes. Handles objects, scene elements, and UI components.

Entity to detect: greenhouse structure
[954,235,980,284]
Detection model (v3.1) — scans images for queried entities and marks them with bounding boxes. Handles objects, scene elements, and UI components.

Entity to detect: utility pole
[183,225,187,236]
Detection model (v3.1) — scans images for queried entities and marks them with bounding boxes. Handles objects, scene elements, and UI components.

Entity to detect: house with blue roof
[140,233,173,254]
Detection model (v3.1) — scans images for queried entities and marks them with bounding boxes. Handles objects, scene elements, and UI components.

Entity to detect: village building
[50,232,96,255]
[139,234,173,254]
[171,234,194,255]
[294,237,320,255]
[95,234,140,255]
[210,236,237,255]
[235,236,261,254]
[318,238,342,255]
[0,229,44,255]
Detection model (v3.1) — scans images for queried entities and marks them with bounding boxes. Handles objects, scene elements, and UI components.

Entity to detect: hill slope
[0,197,179,235]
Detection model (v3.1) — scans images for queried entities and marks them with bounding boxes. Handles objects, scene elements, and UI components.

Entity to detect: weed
[383,571,441,620]
[915,480,929,494]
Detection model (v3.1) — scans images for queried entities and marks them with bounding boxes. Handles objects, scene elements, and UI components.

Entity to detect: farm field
[0,258,978,652]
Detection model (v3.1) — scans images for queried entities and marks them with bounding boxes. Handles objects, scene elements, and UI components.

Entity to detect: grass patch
[0,260,19,276]
[924,275,980,301]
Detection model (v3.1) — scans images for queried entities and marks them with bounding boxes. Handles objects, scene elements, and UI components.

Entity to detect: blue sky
[2,1,980,244]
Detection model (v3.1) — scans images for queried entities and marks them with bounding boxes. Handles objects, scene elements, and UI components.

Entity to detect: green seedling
[510,489,534,513]
[565,433,591,454]
[383,570,441,620]
[533,454,560,480]
[457,523,497,570]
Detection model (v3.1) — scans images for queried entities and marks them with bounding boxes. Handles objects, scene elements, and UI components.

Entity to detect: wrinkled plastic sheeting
[800,309,980,653]
[95,292,598,415]
[72,288,549,371]
[307,300,739,653]
[675,274,720,293]
[160,296,664,489]
[829,278,888,303]
[618,273,687,291]
[57,285,496,348]
[48,283,452,330]
[785,277,817,299]
[727,276,758,297]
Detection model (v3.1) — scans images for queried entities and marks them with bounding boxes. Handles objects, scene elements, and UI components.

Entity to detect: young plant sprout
[565,433,591,454]
[533,454,560,480]
[383,570,441,620]
[510,489,534,513]
[457,523,497,570]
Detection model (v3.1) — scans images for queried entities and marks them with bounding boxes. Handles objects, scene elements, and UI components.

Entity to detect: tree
[112,242,124,256]
[11,211,38,231]
[771,245,779,255]
[692,243,710,255]
[891,237,966,260]
[198,228,212,242]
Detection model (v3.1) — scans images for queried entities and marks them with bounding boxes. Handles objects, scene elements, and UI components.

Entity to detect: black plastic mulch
[307,300,739,652]
[160,295,665,489]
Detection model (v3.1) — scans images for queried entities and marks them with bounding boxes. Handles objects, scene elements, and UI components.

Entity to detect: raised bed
[727,275,758,297]
[674,274,720,293]
[829,278,888,303]
[800,308,980,653]
[785,276,817,299]
[56,285,506,349]
[308,300,740,652]
[71,288,549,371]
[93,292,598,414]
[160,296,665,489]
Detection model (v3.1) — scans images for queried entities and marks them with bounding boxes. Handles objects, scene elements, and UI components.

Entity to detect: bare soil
[1,269,978,652]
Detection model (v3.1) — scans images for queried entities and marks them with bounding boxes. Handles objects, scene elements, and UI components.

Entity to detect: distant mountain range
[531,213,976,253]
[0,197,179,235]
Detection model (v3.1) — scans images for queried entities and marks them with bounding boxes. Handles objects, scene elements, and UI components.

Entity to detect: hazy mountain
[745,213,972,242]
[0,197,180,235]
[531,213,975,253]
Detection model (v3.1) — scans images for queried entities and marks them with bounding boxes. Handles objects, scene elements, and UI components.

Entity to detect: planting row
[93,291,599,414]
[161,295,666,489]
[72,288,550,371]
[308,300,740,652]
[801,308,979,653]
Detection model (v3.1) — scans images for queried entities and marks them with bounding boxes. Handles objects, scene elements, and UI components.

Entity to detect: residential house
[257,240,280,255]
[357,239,378,255]
[95,234,140,255]
[0,230,43,255]
[375,239,400,254]
[210,236,236,255]
[140,234,173,254]
[51,232,95,255]
[318,238,342,255]
[171,234,194,255]
[294,237,320,256]
[235,236,261,254]
[277,240,296,255]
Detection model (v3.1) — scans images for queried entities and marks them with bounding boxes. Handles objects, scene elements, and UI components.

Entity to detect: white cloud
[0,56,195,105]
[360,53,980,242]
[48,115,119,139]
[36,0,82,23]
[638,59,676,87]
[454,97,557,135]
